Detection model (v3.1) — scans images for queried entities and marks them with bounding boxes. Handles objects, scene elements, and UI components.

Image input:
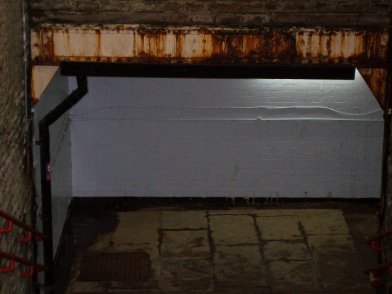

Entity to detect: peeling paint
[31,24,389,66]
[296,29,388,64]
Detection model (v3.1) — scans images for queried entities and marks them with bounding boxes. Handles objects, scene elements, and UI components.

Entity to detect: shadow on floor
[60,198,379,294]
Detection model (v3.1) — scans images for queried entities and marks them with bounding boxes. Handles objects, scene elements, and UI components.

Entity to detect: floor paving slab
[269,260,319,293]
[314,251,366,282]
[209,214,258,245]
[299,210,350,235]
[257,216,303,240]
[307,235,355,252]
[160,230,210,258]
[65,205,377,294]
[264,241,311,261]
[214,245,268,287]
[111,212,162,246]
[161,211,208,229]
[160,257,214,292]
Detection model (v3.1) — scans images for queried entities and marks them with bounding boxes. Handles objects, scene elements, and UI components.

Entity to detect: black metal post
[39,76,88,292]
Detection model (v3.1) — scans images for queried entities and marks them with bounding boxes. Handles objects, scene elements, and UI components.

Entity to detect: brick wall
[0,1,33,293]
[30,0,391,27]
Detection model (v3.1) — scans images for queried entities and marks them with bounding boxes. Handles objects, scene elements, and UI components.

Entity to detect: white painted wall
[70,70,384,198]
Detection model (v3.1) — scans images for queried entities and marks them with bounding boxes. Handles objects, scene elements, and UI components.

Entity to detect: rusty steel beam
[31,24,389,67]
[358,68,388,109]
[31,24,390,104]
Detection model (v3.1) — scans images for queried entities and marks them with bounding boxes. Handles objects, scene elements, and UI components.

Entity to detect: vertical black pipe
[39,123,53,291]
[39,76,87,292]
[21,0,39,291]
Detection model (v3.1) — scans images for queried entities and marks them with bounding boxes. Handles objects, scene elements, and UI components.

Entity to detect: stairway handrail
[0,209,44,240]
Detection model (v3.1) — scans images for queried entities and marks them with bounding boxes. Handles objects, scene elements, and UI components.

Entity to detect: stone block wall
[30,0,391,27]
[0,1,33,293]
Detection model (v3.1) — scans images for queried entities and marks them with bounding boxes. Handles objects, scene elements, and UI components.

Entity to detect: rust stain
[175,32,183,58]
[31,25,388,67]
[295,29,388,65]
[95,29,101,61]
[208,29,296,64]
[42,28,54,63]
[242,35,263,61]
[30,73,38,104]
[267,30,296,63]
[358,67,387,109]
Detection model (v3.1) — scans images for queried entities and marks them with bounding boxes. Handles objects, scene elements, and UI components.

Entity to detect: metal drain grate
[80,252,150,281]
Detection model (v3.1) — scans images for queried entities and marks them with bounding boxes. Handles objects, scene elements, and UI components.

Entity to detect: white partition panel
[70,71,383,198]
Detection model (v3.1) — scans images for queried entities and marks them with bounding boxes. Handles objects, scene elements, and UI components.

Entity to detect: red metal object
[0,250,45,276]
[366,230,392,252]
[18,232,33,243]
[35,234,44,241]
[367,230,392,244]
[364,262,392,288]
[0,209,44,241]
[364,261,392,274]
[369,272,382,288]
[0,259,15,273]
[370,240,385,253]
[19,266,35,278]
[0,220,13,234]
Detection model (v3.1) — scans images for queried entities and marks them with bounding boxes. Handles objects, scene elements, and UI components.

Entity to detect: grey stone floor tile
[264,241,311,261]
[257,216,303,240]
[300,210,350,235]
[214,245,268,287]
[161,230,210,258]
[307,235,355,252]
[209,214,258,245]
[269,260,320,293]
[160,257,214,292]
[161,211,208,229]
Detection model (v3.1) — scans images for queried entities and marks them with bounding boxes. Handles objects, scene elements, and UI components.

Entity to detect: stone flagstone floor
[66,208,376,294]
